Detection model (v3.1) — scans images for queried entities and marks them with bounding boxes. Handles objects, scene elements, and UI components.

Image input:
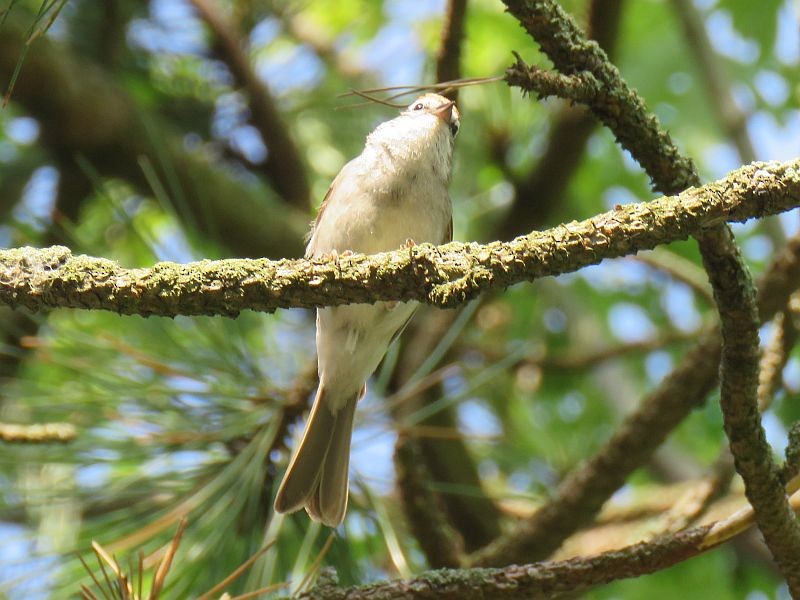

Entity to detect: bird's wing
[444,213,453,244]
[305,159,357,259]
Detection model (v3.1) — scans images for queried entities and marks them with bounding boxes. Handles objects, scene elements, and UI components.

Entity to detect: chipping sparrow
[274,93,461,526]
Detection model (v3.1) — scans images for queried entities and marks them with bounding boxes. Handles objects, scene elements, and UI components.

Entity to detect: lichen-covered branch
[495,3,800,586]
[702,227,800,586]
[503,0,698,195]
[497,0,625,240]
[505,54,603,104]
[0,159,797,318]
[301,489,800,599]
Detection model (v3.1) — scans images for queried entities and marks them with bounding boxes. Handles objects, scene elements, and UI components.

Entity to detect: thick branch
[0,159,797,317]
[302,489,800,599]
[703,228,800,582]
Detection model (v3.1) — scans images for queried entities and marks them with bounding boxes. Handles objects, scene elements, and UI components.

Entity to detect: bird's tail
[273,385,359,527]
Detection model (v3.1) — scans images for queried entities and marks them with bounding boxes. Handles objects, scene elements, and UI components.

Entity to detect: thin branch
[0,420,75,442]
[758,310,797,412]
[436,0,468,101]
[0,159,797,318]
[505,53,603,104]
[758,235,800,321]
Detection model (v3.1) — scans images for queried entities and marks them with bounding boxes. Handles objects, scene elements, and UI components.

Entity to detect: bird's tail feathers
[274,384,359,527]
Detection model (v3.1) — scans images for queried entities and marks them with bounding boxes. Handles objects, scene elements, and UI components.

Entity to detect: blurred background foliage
[0,0,798,598]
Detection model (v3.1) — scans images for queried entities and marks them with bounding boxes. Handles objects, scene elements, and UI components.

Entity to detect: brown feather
[274,385,360,527]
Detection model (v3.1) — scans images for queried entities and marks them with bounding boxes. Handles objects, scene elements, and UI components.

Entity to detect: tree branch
[497,0,625,239]
[436,0,468,101]
[300,489,800,599]
[505,55,603,104]
[0,159,796,317]
[493,3,800,585]
[189,0,311,210]
[0,12,307,259]
[699,224,800,589]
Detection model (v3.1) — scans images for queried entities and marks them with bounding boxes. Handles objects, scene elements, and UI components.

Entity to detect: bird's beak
[433,100,456,123]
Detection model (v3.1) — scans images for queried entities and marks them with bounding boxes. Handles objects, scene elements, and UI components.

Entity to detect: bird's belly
[348,192,449,255]
[316,302,417,406]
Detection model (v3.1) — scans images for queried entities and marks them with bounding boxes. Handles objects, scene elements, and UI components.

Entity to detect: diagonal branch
[497,0,625,239]
[188,0,310,210]
[473,332,722,566]
[0,159,797,318]
[498,2,800,587]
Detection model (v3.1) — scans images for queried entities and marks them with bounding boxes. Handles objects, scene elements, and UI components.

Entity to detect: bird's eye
[413,103,424,111]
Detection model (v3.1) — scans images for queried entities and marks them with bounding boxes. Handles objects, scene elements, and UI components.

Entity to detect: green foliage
[0,0,797,598]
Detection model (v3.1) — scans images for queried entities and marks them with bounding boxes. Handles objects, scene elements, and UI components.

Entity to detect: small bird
[274,93,461,526]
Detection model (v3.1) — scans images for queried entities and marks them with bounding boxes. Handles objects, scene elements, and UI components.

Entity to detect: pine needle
[296,532,336,595]
[196,540,277,600]
[92,541,134,600]
[92,543,117,600]
[148,517,188,600]
[78,550,112,600]
[227,582,291,600]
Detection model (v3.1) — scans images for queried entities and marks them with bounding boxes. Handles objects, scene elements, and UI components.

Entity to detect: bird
[273,93,461,527]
